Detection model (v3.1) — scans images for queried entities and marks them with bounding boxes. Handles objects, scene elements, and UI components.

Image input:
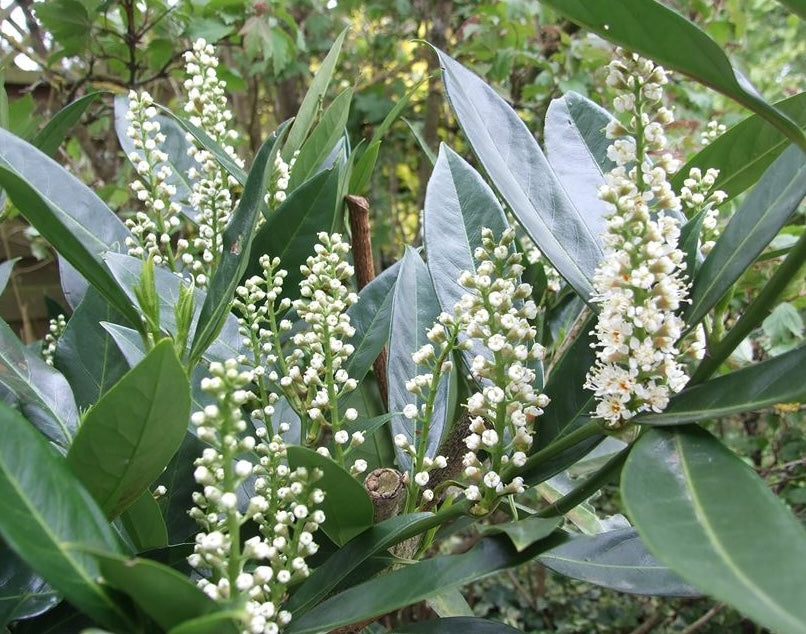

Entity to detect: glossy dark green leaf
[388,248,449,469]
[120,491,169,552]
[623,426,806,633]
[288,511,444,615]
[775,0,806,20]
[156,106,247,186]
[350,139,381,194]
[540,527,699,596]
[167,611,241,634]
[0,130,137,321]
[32,92,100,157]
[679,209,707,278]
[636,344,806,426]
[54,288,129,411]
[0,257,18,295]
[95,553,220,631]
[436,49,602,301]
[0,403,131,630]
[0,546,59,626]
[672,93,806,201]
[289,88,352,189]
[283,28,347,160]
[287,446,373,546]
[343,260,400,383]
[156,431,208,544]
[0,318,79,448]
[246,165,341,300]
[101,322,147,368]
[542,0,806,150]
[287,534,559,634]
[544,91,614,241]
[190,126,287,363]
[115,95,198,221]
[479,516,560,552]
[67,339,191,519]
[687,145,806,326]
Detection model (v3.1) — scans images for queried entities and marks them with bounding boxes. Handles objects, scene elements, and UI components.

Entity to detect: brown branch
[680,603,724,634]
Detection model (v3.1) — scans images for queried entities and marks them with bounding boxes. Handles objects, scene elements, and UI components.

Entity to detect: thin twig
[680,603,724,634]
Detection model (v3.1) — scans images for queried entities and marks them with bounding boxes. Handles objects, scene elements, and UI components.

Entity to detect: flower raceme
[585,49,706,429]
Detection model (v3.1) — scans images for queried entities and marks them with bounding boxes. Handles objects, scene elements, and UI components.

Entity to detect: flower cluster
[700,120,726,146]
[267,151,298,209]
[123,90,187,269]
[183,39,245,286]
[41,313,66,366]
[585,49,691,429]
[680,167,727,254]
[396,311,466,507]
[283,233,360,460]
[188,359,325,634]
[456,228,549,514]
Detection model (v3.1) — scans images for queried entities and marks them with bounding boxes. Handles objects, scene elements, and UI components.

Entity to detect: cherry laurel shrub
[1,4,805,633]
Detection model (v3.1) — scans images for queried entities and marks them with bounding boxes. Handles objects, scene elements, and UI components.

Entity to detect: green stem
[689,228,806,385]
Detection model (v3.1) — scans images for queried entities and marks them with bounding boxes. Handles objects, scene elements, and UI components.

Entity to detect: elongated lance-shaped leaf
[390,618,523,633]
[635,343,806,425]
[0,318,79,448]
[283,27,347,160]
[388,247,451,470]
[541,0,806,151]
[32,92,100,157]
[0,258,17,295]
[687,145,806,326]
[0,546,59,626]
[245,164,342,302]
[156,105,247,186]
[435,49,602,302]
[0,129,138,322]
[343,259,400,384]
[544,91,615,242]
[115,94,199,222]
[190,123,288,364]
[120,491,168,552]
[423,144,509,368]
[0,403,133,630]
[539,527,699,596]
[67,339,191,519]
[622,426,806,634]
[287,534,562,634]
[672,93,806,202]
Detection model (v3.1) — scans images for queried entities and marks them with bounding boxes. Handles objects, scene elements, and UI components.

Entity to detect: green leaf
[479,516,560,551]
[33,92,100,157]
[541,0,806,151]
[687,145,806,326]
[95,553,222,631]
[120,491,169,552]
[388,248,449,469]
[0,257,17,295]
[436,49,602,301]
[286,446,373,546]
[167,611,241,634]
[672,93,806,201]
[0,403,131,630]
[349,139,381,195]
[155,432,208,544]
[622,426,806,633]
[286,534,559,634]
[246,165,341,301]
[190,125,287,363]
[391,618,523,633]
[288,511,446,616]
[0,129,137,320]
[425,588,474,618]
[157,106,247,186]
[0,546,58,626]
[543,92,614,240]
[0,318,79,448]
[635,344,806,425]
[67,339,191,519]
[539,527,699,596]
[283,28,347,160]
[289,88,352,189]
[343,260,400,384]
[115,95,199,221]
[775,0,806,20]
[34,0,91,55]
[54,288,129,411]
